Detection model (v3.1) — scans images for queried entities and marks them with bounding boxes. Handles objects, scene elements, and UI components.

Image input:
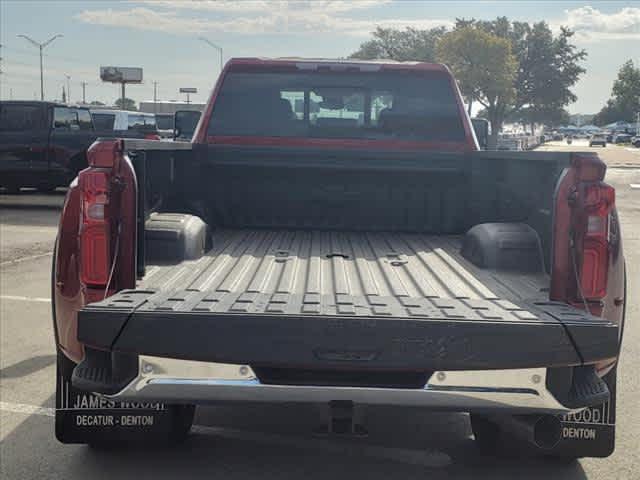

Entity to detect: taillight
[144,133,161,141]
[79,168,111,286]
[78,140,122,288]
[574,182,615,300]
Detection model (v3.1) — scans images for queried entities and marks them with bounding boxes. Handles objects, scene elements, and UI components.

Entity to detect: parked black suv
[0,101,162,193]
[0,101,100,192]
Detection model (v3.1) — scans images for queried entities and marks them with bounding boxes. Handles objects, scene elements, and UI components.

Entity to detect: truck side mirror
[471,118,490,150]
[173,110,202,141]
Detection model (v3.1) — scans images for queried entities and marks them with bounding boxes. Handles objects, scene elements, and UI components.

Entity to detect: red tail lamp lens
[79,169,111,287]
[578,182,614,300]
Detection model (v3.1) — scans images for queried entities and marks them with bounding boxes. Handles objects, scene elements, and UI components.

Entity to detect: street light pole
[65,74,71,103]
[153,81,158,113]
[198,37,223,74]
[17,34,63,101]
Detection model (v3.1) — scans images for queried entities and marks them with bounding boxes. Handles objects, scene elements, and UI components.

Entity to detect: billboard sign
[100,66,143,83]
[179,87,198,94]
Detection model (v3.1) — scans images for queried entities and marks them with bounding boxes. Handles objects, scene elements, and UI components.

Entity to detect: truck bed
[139,228,549,318]
[78,228,618,373]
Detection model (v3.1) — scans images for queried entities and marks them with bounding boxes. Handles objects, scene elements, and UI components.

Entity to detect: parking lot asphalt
[1,142,638,479]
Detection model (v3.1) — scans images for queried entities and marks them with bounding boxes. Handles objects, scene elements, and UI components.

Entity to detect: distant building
[139,100,205,115]
[569,114,595,127]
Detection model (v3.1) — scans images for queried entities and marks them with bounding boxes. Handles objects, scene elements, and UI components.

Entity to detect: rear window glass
[144,115,156,127]
[75,109,93,131]
[127,114,156,131]
[127,114,146,130]
[207,71,465,142]
[156,115,174,130]
[53,107,77,130]
[92,113,115,130]
[0,104,43,131]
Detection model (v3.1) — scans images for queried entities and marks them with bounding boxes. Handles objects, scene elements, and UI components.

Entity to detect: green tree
[351,18,586,138]
[455,18,586,132]
[593,60,640,125]
[349,26,446,62]
[436,26,517,147]
[89,100,105,106]
[114,97,137,111]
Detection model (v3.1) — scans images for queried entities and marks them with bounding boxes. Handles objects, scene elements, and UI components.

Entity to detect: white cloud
[75,8,214,34]
[132,0,390,13]
[130,1,274,13]
[561,6,640,41]
[75,2,450,36]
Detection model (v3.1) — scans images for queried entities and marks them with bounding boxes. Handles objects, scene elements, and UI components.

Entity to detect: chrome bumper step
[99,356,581,414]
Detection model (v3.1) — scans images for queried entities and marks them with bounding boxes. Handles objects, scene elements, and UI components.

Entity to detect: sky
[0,0,638,114]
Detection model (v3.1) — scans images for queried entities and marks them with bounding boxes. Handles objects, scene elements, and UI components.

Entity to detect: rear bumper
[108,355,573,414]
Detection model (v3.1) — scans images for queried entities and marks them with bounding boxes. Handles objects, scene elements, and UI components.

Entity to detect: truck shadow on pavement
[0,191,65,212]
[1,396,588,480]
[0,355,56,379]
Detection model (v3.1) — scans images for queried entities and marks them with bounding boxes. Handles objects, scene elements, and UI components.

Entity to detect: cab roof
[226,57,450,73]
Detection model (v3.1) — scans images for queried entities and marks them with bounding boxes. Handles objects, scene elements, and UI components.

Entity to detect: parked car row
[610,133,633,144]
[0,101,202,192]
[545,130,639,148]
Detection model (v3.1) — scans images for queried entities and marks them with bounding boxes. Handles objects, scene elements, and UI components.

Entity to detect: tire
[470,414,504,456]
[470,414,578,461]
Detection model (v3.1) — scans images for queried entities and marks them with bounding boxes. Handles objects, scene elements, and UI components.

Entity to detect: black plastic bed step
[567,366,610,408]
[72,347,138,395]
[547,364,610,409]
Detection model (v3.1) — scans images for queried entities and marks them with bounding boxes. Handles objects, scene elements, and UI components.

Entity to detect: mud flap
[55,351,189,444]
[553,368,616,458]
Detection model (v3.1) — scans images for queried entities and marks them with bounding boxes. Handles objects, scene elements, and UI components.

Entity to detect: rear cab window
[75,109,93,130]
[156,115,174,130]
[207,69,465,142]
[53,107,77,130]
[92,113,116,130]
[0,104,45,131]
[127,114,156,131]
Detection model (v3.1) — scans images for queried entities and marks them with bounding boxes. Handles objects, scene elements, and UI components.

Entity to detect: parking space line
[0,295,51,303]
[0,401,55,417]
[0,252,52,267]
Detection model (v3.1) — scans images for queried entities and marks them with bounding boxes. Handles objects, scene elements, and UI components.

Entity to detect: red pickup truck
[53,58,625,460]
